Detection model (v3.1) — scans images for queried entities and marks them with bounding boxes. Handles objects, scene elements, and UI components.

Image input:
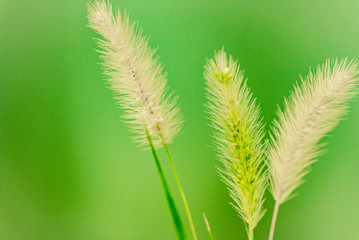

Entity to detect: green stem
[202,211,214,240]
[145,128,187,240]
[268,201,280,240]
[161,140,198,240]
[248,228,254,240]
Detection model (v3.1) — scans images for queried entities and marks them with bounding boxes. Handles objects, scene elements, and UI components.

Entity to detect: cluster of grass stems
[88,1,359,239]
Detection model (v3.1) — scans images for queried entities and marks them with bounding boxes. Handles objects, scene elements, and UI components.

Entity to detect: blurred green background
[1,0,359,239]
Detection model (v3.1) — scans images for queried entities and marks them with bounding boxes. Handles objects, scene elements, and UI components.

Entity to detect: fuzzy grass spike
[268,59,359,240]
[204,49,267,240]
[87,1,182,149]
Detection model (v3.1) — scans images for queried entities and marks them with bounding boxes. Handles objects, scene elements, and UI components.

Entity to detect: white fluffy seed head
[204,48,267,231]
[268,59,359,204]
[87,1,183,149]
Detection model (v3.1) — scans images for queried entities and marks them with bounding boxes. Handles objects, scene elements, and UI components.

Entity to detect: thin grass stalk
[247,228,253,240]
[161,137,198,240]
[268,201,279,240]
[145,128,188,240]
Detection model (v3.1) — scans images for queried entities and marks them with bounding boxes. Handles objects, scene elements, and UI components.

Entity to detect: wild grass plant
[88,1,359,239]
[204,51,359,240]
[266,59,359,239]
[204,49,267,240]
[87,1,196,239]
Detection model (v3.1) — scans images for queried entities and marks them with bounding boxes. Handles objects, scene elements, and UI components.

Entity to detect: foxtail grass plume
[267,59,359,240]
[87,1,182,149]
[204,49,267,239]
[268,59,359,204]
[87,2,188,239]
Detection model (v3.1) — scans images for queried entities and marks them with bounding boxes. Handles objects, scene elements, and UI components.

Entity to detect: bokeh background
[1,0,359,239]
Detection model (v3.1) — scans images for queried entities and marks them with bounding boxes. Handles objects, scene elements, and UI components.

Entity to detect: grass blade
[161,140,198,240]
[146,128,188,240]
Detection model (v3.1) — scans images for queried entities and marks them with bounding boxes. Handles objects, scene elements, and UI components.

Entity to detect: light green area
[1,0,359,239]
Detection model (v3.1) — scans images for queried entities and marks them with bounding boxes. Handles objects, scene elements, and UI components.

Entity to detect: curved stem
[145,128,187,240]
[268,201,280,240]
[161,140,198,240]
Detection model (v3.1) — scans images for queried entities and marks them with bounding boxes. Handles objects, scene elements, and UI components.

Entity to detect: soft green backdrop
[1,0,359,239]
